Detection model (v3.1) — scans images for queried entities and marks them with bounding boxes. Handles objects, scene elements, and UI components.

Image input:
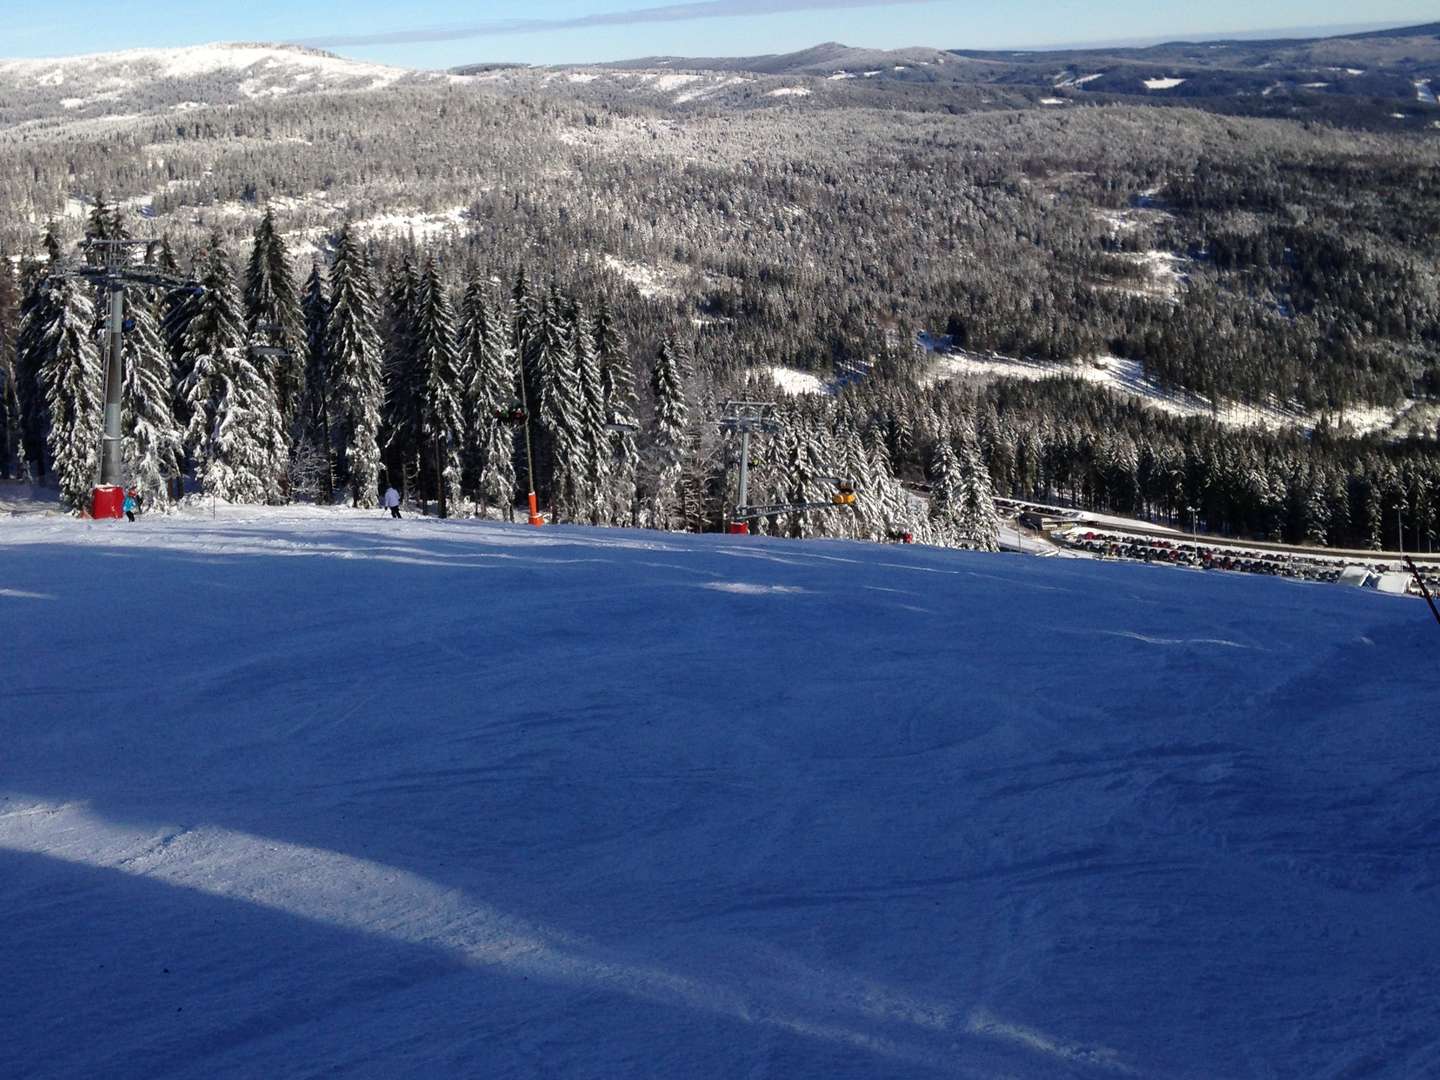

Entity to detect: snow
[767,87,812,98]
[601,254,678,299]
[1142,77,1186,90]
[0,44,407,87]
[1122,249,1189,299]
[3,506,1439,1078]
[673,75,751,104]
[1417,80,1437,105]
[650,72,703,92]
[1053,73,1103,89]
[921,347,1412,435]
[1039,98,1067,106]
[752,366,829,396]
[351,205,470,242]
[0,44,415,115]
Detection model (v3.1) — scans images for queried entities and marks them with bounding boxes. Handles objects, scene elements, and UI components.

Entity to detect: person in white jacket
[383,486,401,519]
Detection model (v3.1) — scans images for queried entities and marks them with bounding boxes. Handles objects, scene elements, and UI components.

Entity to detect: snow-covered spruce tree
[84,194,128,250]
[121,290,183,504]
[534,290,583,521]
[381,255,422,495]
[1304,467,1332,548]
[648,336,689,530]
[782,418,826,540]
[159,238,204,434]
[572,304,609,525]
[244,209,306,439]
[866,429,921,541]
[927,436,964,547]
[324,226,384,508]
[479,403,518,520]
[0,254,18,478]
[411,259,465,512]
[837,421,878,541]
[13,256,54,480]
[38,278,101,511]
[299,261,334,501]
[953,431,1001,551]
[594,300,639,527]
[458,275,499,500]
[460,279,518,518]
[754,416,791,537]
[180,244,286,504]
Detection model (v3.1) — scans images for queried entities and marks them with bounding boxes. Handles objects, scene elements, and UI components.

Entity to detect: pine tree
[180,243,286,503]
[648,336,689,529]
[460,279,519,518]
[299,261,333,500]
[160,237,203,429]
[411,258,465,514]
[928,436,964,547]
[479,407,518,520]
[572,304,609,525]
[458,275,500,499]
[0,252,25,478]
[594,300,639,526]
[14,256,56,479]
[243,209,305,437]
[534,289,583,521]
[121,290,183,504]
[782,420,825,540]
[325,226,384,508]
[38,278,100,511]
[381,255,422,494]
[954,431,1001,551]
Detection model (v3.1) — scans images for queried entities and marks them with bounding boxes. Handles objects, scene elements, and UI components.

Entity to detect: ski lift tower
[49,236,199,518]
[717,400,782,534]
[717,400,858,535]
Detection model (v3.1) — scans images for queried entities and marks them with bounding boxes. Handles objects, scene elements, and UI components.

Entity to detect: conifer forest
[1,27,1438,552]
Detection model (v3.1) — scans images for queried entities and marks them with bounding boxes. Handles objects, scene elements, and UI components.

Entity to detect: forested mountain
[1,25,1438,551]
[0,43,433,126]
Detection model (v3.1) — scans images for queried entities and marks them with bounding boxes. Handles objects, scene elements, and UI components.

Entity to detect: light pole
[1187,504,1200,553]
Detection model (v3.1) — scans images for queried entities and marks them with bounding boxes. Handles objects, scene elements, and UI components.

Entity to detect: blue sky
[4,1,1435,66]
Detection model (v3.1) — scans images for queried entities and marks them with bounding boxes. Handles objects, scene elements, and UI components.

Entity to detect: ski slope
[3,507,1439,1079]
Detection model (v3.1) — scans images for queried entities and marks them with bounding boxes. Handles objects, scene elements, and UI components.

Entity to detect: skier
[383,485,402,520]
[122,490,138,523]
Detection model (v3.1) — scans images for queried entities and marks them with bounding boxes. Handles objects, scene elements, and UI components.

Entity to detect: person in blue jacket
[123,490,137,522]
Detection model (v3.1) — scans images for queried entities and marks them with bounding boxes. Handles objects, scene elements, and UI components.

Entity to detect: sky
[2,1,1435,66]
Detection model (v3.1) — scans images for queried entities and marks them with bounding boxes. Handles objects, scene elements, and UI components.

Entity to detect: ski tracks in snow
[0,799,1140,1078]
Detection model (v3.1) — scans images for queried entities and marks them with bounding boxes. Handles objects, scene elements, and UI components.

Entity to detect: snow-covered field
[3,507,1439,1078]
[922,346,1410,436]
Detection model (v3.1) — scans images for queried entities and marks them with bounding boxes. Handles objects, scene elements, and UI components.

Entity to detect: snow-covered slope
[0,43,427,123]
[3,507,1439,1078]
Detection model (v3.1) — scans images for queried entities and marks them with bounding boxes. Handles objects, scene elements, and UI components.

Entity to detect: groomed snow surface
[4,507,1440,1078]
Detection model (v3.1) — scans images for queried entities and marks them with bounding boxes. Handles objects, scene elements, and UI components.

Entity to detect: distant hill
[0,43,433,126]
[946,21,1440,113]
[591,42,965,77]
[502,23,1440,123]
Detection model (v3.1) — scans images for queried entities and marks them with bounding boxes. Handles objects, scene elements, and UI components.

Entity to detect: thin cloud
[293,0,941,49]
